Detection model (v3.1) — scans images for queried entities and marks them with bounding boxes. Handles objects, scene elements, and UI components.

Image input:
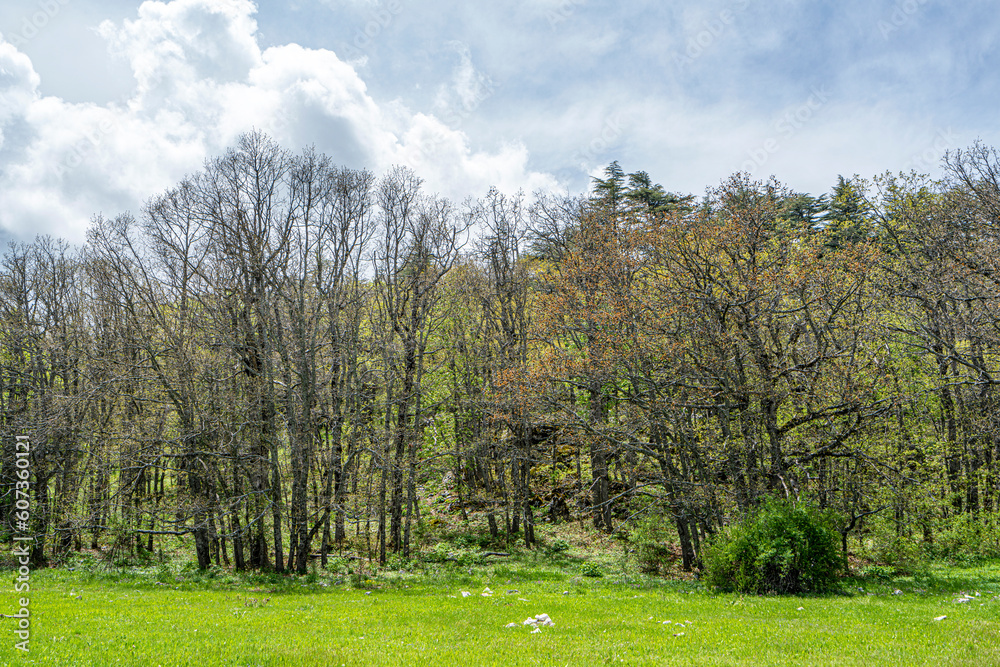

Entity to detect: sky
[0,0,998,246]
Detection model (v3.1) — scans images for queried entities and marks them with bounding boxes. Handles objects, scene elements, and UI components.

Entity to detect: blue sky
[1,0,997,245]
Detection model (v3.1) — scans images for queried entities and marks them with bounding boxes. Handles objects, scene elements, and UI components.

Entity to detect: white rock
[505,622,519,628]
[797,607,804,611]
[461,591,471,598]
[531,627,542,634]
[933,615,947,621]
[523,617,538,626]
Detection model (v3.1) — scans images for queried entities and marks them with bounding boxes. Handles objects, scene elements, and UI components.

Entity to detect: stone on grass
[461,591,471,598]
[522,614,555,629]
[933,615,947,621]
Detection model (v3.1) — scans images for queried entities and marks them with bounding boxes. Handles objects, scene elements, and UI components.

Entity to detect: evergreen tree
[821,175,872,248]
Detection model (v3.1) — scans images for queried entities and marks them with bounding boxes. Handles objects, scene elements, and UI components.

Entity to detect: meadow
[2,557,998,666]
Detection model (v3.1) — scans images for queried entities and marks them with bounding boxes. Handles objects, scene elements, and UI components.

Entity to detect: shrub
[929,512,1000,564]
[580,561,603,577]
[547,538,570,555]
[421,541,484,566]
[703,499,845,594]
[866,534,927,575]
[629,515,675,574]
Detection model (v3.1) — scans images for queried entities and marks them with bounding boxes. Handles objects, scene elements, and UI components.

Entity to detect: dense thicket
[3,133,1000,571]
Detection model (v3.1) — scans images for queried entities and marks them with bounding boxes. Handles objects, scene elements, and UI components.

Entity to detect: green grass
[1,562,999,666]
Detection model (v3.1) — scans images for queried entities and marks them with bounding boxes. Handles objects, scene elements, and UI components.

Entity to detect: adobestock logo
[339,0,404,60]
[739,85,831,174]
[901,128,959,174]
[674,0,752,70]
[5,0,72,49]
[878,0,931,40]
[573,113,626,170]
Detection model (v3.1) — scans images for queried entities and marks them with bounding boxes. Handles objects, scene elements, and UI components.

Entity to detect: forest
[3,131,1000,575]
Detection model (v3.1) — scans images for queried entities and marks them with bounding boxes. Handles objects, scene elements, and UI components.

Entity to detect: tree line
[3,132,999,571]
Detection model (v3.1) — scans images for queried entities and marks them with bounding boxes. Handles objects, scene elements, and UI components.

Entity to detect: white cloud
[0,0,559,244]
[97,0,263,101]
[0,39,40,146]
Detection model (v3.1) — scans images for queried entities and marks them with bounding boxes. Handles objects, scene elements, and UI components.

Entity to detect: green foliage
[703,499,846,594]
[857,564,896,581]
[930,513,1000,564]
[580,561,604,577]
[629,515,675,574]
[865,534,928,575]
[546,538,570,555]
[421,541,486,566]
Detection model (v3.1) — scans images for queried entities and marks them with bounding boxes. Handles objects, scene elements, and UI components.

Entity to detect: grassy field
[1,558,998,666]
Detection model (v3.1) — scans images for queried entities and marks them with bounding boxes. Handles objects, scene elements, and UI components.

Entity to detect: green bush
[866,534,927,575]
[629,515,675,574]
[421,541,484,566]
[930,513,1000,564]
[546,538,570,555]
[580,561,603,577]
[703,499,845,594]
